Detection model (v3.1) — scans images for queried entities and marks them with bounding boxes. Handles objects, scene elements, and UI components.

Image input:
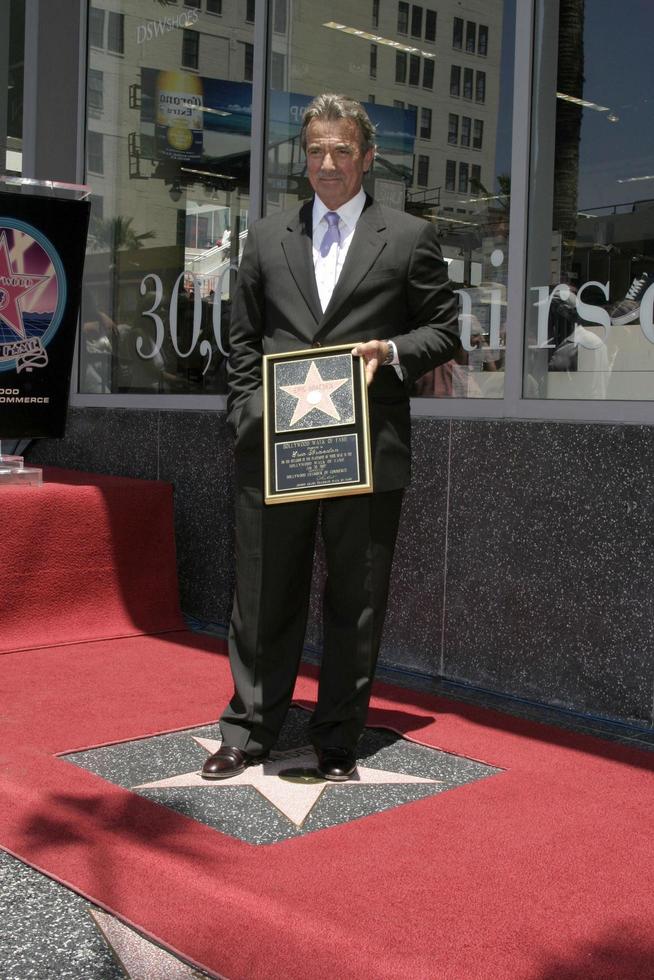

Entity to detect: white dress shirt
[312,188,366,313]
[312,189,398,366]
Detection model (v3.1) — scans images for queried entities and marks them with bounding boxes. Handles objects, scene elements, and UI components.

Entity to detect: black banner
[0,189,90,438]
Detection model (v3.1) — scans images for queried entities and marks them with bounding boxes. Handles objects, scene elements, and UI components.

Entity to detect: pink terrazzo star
[280,360,349,426]
[134,739,441,828]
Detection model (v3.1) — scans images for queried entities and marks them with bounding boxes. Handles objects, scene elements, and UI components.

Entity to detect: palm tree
[88,215,156,254]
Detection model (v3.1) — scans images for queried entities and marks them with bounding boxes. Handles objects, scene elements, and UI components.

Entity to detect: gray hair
[300,94,376,153]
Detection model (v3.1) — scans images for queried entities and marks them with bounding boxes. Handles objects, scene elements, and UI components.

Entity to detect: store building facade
[4,0,654,726]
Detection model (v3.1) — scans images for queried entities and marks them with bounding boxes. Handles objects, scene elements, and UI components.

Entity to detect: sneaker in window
[608,272,654,325]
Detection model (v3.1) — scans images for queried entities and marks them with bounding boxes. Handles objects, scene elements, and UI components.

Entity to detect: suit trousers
[219,485,404,754]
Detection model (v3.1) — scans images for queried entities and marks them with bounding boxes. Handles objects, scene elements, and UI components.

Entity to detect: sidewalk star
[134,738,441,827]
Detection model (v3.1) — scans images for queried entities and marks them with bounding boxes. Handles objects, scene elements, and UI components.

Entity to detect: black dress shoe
[201,746,266,780]
[316,747,357,782]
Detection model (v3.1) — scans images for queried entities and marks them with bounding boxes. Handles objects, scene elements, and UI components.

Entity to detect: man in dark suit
[202,94,459,782]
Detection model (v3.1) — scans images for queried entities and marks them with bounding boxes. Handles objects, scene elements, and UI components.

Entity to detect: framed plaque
[263,343,373,504]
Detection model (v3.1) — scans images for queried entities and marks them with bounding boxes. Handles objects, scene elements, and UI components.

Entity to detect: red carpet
[1,468,183,654]
[2,470,654,979]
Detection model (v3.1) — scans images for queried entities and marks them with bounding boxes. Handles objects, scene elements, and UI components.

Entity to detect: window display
[526,0,654,401]
[79,0,516,401]
[80,1,255,394]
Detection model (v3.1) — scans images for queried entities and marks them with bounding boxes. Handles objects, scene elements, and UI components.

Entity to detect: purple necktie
[320,211,341,257]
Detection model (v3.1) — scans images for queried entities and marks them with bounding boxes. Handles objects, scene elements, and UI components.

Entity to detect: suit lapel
[281,201,322,328]
[316,197,388,338]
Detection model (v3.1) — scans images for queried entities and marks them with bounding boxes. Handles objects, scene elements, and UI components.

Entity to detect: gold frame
[263,343,373,505]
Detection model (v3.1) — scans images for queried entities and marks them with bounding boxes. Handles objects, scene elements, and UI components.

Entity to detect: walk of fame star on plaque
[263,344,373,504]
[274,353,354,433]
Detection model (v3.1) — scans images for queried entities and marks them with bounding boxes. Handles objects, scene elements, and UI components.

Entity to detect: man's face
[305,117,374,210]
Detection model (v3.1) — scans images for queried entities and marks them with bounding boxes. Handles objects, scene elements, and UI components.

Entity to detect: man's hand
[352,340,391,386]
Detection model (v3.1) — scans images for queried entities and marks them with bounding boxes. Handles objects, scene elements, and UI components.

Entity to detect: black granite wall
[26,408,654,727]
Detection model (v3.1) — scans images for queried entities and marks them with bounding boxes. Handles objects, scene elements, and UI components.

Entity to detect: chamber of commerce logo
[0,218,66,374]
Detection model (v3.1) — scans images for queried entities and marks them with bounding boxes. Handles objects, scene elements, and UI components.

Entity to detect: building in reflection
[79,0,508,394]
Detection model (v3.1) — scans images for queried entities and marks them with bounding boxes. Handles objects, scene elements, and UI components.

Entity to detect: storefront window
[1,0,24,177]
[526,0,654,400]
[80,0,254,394]
[264,0,515,399]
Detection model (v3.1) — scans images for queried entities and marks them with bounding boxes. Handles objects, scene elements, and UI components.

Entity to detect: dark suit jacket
[228,195,460,492]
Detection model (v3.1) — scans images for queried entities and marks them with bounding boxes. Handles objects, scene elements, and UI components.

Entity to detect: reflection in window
[87,131,104,174]
[453,17,463,49]
[478,24,488,56]
[78,0,515,403]
[182,30,199,70]
[243,42,254,81]
[473,118,484,149]
[466,21,476,53]
[422,59,434,90]
[425,9,437,43]
[89,7,104,48]
[398,1,409,34]
[525,0,654,402]
[417,154,429,187]
[88,69,103,113]
[91,195,103,221]
[175,210,186,247]
[411,5,423,38]
[271,51,285,90]
[420,107,432,140]
[276,1,514,400]
[274,0,288,34]
[81,0,254,397]
[471,163,481,189]
[461,116,471,146]
[396,52,407,84]
[463,68,473,99]
[107,11,124,54]
[476,71,486,103]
